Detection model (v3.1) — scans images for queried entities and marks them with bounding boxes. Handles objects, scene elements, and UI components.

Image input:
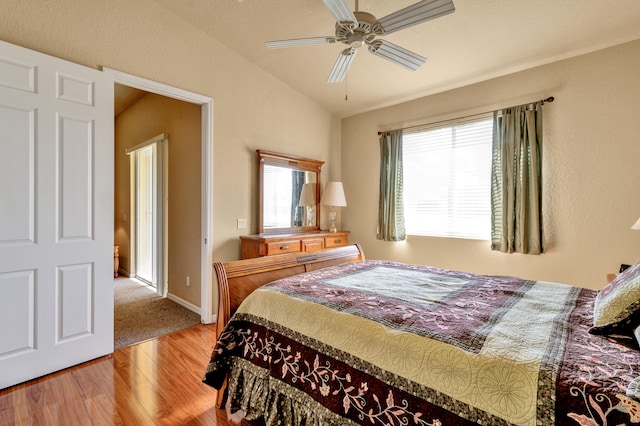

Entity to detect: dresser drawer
[265,240,301,255]
[324,234,348,248]
[302,238,324,252]
[240,231,350,259]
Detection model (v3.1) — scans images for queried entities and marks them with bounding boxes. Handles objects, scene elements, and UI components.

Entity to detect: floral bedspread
[203,260,640,426]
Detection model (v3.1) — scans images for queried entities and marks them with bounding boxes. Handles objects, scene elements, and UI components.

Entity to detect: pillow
[589,262,640,340]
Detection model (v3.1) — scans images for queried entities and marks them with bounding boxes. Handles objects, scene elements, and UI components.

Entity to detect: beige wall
[115,93,201,306]
[0,0,340,309]
[342,40,640,290]
[4,1,639,297]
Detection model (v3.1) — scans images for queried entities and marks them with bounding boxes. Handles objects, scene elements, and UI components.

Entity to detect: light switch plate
[237,218,247,229]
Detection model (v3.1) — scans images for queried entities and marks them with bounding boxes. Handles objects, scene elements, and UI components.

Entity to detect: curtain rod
[377,96,554,136]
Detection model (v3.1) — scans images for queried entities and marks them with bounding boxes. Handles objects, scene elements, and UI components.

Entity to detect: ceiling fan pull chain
[345,73,348,101]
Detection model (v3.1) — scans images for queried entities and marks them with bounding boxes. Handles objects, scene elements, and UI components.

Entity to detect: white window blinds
[402,113,493,240]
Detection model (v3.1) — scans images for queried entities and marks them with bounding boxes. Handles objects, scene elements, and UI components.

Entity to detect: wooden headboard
[213,244,365,338]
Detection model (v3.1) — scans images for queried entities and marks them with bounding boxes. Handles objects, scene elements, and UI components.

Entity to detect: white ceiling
[152,0,640,117]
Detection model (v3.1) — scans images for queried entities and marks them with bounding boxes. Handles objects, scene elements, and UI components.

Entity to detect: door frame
[103,67,214,324]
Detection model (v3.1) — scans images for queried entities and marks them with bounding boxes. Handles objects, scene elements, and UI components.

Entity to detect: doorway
[127,135,167,296]
[106,68,214,325]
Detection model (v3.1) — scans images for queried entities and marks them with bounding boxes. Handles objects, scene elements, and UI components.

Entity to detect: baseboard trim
[116,279,217,324]
[166,292,201,316]
[117,268,131,278]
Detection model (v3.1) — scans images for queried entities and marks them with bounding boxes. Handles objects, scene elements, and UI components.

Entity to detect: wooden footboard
[212,244,365,409]
[213,244,365,340]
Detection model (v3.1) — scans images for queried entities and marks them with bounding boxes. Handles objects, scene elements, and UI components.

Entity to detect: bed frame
[212,244,365,411]
[214,243,365,338]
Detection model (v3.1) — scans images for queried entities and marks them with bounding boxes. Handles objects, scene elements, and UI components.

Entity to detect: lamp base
[304,205,315,227]
[328,209,337,233]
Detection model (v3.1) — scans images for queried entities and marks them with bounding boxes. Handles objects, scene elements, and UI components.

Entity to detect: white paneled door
[0,40,114,389]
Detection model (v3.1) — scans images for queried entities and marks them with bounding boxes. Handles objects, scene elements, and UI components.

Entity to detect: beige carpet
[114,278,201,349]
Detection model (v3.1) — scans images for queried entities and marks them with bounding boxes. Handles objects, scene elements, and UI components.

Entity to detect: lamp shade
[321,182,347,206]
[632,217,640,230]
[298,183,316,206]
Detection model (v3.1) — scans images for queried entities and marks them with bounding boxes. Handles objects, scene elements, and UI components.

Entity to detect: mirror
[258,150,323,233]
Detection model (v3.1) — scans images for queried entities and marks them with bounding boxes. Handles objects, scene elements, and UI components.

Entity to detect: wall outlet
[237,218,247,229]
[186,276,190,286]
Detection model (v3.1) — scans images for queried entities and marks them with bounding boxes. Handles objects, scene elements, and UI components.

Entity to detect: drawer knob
[334,239,341,244]
[280,245,289,250]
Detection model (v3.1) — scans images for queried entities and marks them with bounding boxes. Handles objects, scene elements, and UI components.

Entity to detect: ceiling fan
[265,0,455,83]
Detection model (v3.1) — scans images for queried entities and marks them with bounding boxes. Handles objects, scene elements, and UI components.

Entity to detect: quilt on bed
[203,260,640,425]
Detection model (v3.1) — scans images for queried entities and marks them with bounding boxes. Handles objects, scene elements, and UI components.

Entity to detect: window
[402,114,493,240]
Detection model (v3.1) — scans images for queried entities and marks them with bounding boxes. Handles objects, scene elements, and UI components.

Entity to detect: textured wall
[341,40,640,290]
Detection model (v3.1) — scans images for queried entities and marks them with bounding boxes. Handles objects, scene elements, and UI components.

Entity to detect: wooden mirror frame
[258,149,324,234]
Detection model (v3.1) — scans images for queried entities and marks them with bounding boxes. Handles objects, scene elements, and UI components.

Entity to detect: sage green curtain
[491,102,544,254]
[291,170,305,227]
[377,130,406,241]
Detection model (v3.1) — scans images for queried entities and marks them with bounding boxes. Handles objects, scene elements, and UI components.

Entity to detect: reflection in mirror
[258,150,323,233]
[263,166,317,229]
[298,182,316,227]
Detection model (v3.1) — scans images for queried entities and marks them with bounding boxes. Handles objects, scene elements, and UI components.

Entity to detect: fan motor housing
[335,11,378,47]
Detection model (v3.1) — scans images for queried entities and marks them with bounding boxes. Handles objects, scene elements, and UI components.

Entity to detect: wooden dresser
[240,230,349,259]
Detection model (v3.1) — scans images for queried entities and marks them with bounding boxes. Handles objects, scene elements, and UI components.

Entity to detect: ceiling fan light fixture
[347,34,364,48]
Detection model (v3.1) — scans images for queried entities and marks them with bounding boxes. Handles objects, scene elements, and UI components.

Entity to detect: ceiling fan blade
[327,48,357,83]
[322,0,357,26]
[266,36,336,49]
[374,0,455,35]
[368,40,426,71]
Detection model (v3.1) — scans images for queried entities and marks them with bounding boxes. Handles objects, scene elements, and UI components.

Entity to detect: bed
[203,244,640,425]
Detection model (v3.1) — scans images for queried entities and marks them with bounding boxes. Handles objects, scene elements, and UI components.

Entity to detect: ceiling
[114,83,146,117]
[151,0,640,117]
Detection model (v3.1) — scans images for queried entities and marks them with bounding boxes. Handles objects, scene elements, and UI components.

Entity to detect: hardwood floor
[0,324,231,425]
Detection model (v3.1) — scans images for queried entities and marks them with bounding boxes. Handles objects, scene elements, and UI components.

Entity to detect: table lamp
[321,182,347,233]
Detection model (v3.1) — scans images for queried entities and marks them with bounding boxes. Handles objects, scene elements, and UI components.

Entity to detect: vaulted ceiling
[152,0,640,117]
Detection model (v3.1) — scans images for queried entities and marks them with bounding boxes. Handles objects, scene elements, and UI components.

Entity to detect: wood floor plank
[0,324,229,426]
[112,367,156,425]
[127,331,220,424]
